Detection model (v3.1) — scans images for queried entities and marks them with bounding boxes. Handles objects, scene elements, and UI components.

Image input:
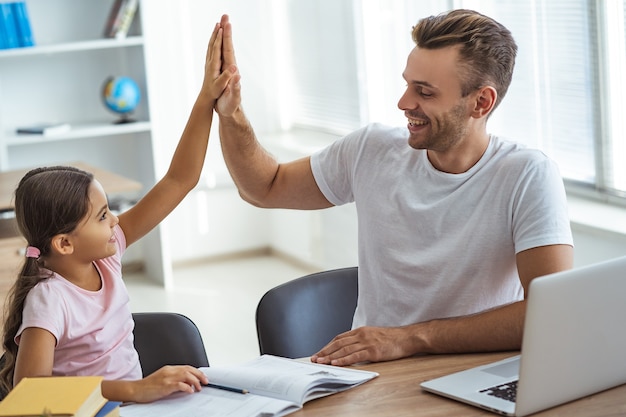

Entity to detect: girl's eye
[100,211,108,221]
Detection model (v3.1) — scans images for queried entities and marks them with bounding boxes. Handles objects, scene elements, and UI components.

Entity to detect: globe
[102,76,141,123]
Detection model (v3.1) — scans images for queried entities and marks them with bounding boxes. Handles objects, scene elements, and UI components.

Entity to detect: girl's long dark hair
[0,166,93,393]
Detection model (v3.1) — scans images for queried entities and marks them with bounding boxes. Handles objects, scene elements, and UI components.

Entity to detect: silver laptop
[421,255,626,416]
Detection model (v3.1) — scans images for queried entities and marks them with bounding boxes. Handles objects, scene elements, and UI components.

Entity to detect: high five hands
[214,14,241,117]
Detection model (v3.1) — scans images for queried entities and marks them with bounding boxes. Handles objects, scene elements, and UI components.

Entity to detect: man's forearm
[407,300,525,355]
[218,108,280,206]
[312,301,525,366]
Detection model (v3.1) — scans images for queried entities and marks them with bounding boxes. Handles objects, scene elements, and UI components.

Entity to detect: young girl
[0,17,237,403]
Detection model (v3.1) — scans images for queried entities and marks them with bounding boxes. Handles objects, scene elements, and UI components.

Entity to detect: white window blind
[601,0,626,195]
[472,1,597,182]
[463,0,626,200]
[355,0,445,127]
[278,0,362,134]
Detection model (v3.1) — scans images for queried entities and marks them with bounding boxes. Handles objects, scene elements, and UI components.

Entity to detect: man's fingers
[215,65,238,92]
[221,15,237,69]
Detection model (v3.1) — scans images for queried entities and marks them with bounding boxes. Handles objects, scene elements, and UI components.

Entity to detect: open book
[120,355,378,417]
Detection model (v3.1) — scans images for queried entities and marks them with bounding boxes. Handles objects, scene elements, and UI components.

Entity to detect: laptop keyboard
[480,380,518,403]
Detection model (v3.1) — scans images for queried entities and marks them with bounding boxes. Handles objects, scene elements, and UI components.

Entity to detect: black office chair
[255,267,358,359]
[132,312,209,376]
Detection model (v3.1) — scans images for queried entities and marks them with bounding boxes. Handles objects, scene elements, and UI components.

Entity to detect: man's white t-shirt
[16,224,142,380]
[311,123,573,328]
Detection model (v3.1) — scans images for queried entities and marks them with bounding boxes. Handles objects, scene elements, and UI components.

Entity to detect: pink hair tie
[25,246,41,259]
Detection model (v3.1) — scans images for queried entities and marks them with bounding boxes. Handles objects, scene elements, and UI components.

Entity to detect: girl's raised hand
[202,16,237,102]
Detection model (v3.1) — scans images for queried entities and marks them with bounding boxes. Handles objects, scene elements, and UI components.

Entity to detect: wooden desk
[292,352,626,416]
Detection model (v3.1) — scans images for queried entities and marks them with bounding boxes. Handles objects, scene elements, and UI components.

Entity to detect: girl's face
[69,180,119,262]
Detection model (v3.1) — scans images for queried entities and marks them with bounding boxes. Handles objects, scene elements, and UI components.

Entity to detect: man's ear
[50,234,74,255]
[471,86,497,119]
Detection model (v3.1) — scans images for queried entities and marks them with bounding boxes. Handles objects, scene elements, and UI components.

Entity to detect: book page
[119,356,377,417]
[200,355,378,405]
[119,388,298,417]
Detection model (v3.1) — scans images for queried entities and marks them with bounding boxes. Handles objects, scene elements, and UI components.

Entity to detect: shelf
[0,36,144,59]
[5,121,151,146]
[0,0,171,286]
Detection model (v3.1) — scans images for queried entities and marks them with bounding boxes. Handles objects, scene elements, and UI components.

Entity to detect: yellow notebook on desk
[0,376,106,417]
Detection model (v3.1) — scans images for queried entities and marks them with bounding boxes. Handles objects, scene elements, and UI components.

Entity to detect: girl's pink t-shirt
[16,225,142,380]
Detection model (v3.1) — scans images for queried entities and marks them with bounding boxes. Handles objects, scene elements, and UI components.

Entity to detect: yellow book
[0,376,106,417]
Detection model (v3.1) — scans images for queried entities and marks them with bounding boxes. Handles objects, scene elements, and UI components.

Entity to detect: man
[214,10,573,366]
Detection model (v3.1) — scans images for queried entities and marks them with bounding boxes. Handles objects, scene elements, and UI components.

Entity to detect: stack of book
[16,122,71,137]
[0,375,120,417]
[0,1,34,50]
[103,0,138,40]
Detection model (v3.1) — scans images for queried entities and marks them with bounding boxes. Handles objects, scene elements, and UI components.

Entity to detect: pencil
[205,382,249,394]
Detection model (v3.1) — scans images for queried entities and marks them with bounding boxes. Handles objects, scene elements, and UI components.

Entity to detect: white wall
[572,225,626,267]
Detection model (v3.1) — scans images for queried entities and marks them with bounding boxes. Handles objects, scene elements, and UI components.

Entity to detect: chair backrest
[255,267,358,359]
[132,312,209,377]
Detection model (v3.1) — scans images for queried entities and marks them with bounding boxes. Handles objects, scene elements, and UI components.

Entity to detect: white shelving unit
[0,0,169,285]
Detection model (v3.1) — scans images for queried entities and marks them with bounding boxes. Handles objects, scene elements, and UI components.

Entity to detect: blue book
[94,400,122,417]
[0,11,6,49]
[11,1,34,47]
[0,2,18,49]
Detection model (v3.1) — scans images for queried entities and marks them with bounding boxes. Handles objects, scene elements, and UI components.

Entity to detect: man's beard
[407,101,469,152]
